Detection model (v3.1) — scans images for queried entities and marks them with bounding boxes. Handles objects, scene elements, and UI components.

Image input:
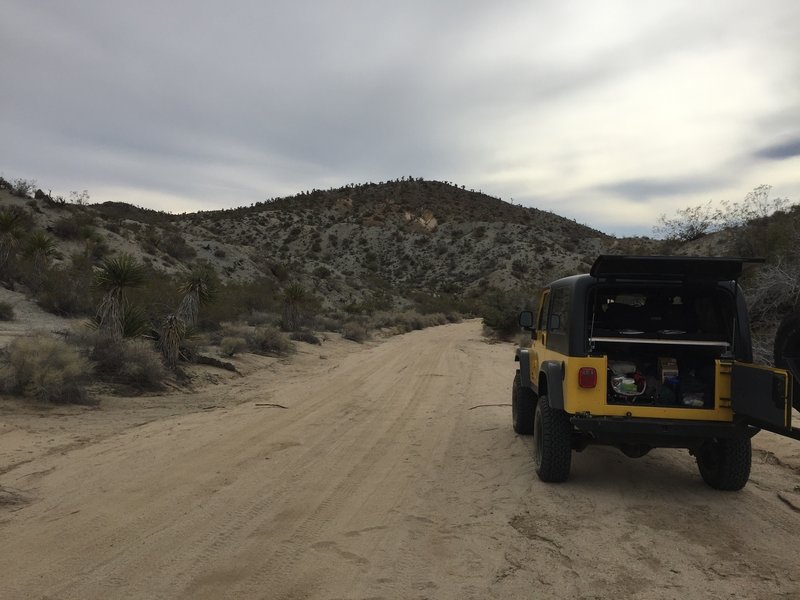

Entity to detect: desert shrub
[0,301,13,321]
[411,292,467,315]
[90,334,166,390]
[51,214,94,240]
[35,257,96,316]
[654,185,793,243]
[342,321,368,343]
[10,178,36,198]
[313,265,331,279]
[365,311,397,329]
[127,269,180,319]
[363,310,453,334]
[314,314,346,332]
[398,311,425,331]
[0,334,90,403]
[396,311,448,332]
[115,340,168,390]
[221,336,248,357]
[247,325,293,356]
[246,311,280,326]
[289,331,322,345]
[201,279,281,327]
[426,312,448,326]
[268,262,289,281]
[162,232,197,260]
[214,323,251,343]
[477,289,535,340]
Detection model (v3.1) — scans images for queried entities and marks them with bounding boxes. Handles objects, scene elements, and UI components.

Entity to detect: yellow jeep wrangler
[513,255,798,490]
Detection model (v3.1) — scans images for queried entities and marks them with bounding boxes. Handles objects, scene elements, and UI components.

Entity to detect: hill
[0,178,628,320]
[2,175,799,366]
[8,175,799,348]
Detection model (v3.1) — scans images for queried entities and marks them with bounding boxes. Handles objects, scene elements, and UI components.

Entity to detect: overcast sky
[2,1,799,236]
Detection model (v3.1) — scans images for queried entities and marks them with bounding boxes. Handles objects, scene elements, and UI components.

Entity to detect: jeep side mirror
[519,310,535,332]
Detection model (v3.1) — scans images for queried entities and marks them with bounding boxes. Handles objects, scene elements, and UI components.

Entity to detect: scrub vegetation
[0,175,796,400]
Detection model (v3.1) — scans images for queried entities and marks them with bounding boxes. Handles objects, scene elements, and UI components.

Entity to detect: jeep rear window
[589,285,734,341]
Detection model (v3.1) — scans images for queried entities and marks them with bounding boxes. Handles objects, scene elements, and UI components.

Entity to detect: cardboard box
[658,357,679,383]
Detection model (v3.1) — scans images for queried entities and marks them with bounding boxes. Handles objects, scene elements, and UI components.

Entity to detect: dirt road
[2,321,800,599]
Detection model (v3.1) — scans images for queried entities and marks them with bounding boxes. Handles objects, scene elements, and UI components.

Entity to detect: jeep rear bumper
[570,416,758,449]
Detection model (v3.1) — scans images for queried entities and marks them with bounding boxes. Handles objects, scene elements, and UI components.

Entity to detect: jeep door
[730,362,799,439]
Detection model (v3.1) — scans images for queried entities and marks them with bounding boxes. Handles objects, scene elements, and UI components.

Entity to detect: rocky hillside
[1,178,629,314]
[2,176,798,356]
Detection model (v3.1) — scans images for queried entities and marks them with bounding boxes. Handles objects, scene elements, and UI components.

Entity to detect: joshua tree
[94,254,146,338]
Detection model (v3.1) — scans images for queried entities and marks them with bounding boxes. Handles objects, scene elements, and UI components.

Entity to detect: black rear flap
[590,255,763,282]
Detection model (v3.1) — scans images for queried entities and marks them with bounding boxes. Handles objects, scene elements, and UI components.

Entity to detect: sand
[1,320,800,599]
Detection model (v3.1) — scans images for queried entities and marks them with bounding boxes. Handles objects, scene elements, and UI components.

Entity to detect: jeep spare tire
[773,312,800,412]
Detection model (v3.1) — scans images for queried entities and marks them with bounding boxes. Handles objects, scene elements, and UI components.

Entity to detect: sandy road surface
[2,321,800,599]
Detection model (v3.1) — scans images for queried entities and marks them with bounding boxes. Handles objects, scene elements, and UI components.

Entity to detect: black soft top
[590,255,764,282]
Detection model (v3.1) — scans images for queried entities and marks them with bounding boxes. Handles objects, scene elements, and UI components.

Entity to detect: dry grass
[80,332,167,391]
[342,322,369,343]
[248,325,293,356]
[0,334,91,403]
[221,336,247,356]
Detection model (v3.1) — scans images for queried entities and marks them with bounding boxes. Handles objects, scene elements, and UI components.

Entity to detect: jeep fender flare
[515,348,533,389]
[539,360,565,410]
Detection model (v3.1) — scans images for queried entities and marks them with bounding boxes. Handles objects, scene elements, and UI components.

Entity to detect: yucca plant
[94,254,146,338]
[176,263,218,327]
[158,264,217,369]
[118,304,151,338]
[23,231,56,288]
[0,210,23,274]
[159,313,186,369]
[282,282,308,331]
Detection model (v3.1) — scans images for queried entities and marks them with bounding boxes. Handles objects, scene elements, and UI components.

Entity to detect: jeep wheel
[532,395,572,482]
[512,371,536,435]
[696,437,751,491]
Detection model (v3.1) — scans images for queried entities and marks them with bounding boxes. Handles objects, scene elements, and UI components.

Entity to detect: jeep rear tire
[696,437,751,491]
[512,371,536,435]
[533,395,572,482]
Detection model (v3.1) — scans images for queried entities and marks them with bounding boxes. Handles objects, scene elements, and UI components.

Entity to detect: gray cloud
[755,138,800,160]
[597,176,724,202]
[2,0,799,232]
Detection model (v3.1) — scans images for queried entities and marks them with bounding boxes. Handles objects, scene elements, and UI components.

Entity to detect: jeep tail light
[578,367,597,388]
